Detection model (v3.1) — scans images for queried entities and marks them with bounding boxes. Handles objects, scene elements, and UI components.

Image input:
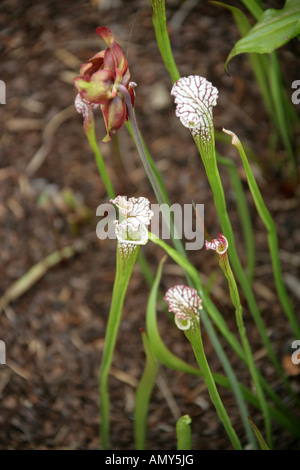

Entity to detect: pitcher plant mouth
[171,75,218,141]
[205,233,229,256]
[164,285,202,331]
[111,196,154,247]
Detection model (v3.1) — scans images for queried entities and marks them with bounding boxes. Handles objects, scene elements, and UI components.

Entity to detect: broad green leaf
[225,0,300,68]
[212,2,276,123]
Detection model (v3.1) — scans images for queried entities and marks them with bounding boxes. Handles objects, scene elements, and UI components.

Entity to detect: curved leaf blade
[226,0,300,68]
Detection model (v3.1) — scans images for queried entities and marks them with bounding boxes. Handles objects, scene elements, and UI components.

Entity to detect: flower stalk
[75,94,115,199]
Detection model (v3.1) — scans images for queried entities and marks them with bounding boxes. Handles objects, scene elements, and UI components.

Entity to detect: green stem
[146,257,300,437]
[185,321,242,450]
[118,84,192,282]
[125,120,171,206]
[84,106,157,299]
[85,118,115,200]
[149,0,180,84]
[268,53,297,179]
[99,243,140,449]
[224,129,300,340]
[217,247,273,448]
[118,86,163,205]
[147,253,257,448]
[195,136,286,383]
[214,372,300,439]
[148,232,300,433]
[240,0,263,20]
[134,329,158,450]
[199,305,258,448]
[217,153,256,282]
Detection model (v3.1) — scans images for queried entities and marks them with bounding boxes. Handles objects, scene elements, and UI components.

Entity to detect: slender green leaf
[268,52,297,176]
[217,153,256,282]
[223,129,300,341]
[212,239,272,447]
[248,418,270,450]
[148,232,300,435]
[125,121,171,207]
[86,117,115,200]
[184,318,242,449]
[149,0,180,83]
[240,0,264,20]
[192,129,288,384]
[134,329,159,450]
[146,256,201,375]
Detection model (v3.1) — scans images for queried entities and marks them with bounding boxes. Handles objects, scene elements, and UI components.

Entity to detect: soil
[0,0,300,450]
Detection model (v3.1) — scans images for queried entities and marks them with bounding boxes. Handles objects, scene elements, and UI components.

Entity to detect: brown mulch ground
[0,0,300,450]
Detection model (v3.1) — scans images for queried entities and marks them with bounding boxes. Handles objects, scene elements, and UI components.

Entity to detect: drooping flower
[164,285,202,330]
[205,233,228,256]
[74,26,136,142]
[171,75,218,142]
[110,196,154,252]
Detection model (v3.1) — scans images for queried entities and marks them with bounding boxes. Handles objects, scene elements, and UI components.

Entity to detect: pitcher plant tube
[99,196,153,449]
[171,75,286,382]
[164,285,242,450]
[206,234,272,448]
